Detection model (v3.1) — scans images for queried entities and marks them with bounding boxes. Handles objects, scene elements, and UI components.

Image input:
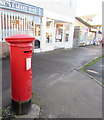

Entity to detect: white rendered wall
[15,0,76,18]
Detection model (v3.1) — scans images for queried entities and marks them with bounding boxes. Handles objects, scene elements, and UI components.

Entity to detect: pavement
[1,45,103,118]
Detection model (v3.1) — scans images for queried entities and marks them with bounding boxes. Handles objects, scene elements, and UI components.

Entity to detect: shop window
[0,10,42,43]
[46,19,54,43]
[55,24,63,42]
[79,27,88,44]
[35,25,41,37]
[0,10,34,41]
[64,24,70,42]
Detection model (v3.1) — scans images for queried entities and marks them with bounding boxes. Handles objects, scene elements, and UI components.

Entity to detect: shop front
[0,0,43,57]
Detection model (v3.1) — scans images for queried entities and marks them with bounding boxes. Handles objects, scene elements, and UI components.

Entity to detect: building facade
[73,15,102,47]
[0,0,76,57]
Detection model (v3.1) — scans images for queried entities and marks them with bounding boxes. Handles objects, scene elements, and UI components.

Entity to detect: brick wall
[0,42,9,58]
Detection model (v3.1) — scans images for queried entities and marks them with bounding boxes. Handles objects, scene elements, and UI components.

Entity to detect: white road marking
[87,70,100,74]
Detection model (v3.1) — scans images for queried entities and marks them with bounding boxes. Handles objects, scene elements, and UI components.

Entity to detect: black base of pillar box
[11,99,31,115]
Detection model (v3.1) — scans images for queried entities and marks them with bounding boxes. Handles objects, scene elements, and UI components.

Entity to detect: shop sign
[0,0,43,16]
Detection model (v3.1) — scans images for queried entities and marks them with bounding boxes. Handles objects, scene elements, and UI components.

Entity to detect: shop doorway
[34,16,42,51]
[34,24,41,49]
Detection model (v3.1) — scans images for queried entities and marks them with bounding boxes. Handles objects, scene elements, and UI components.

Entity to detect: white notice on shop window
[26,58,31,70]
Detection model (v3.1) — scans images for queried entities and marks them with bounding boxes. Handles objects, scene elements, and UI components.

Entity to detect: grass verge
[79,55,104,86]
[79,55,104,72]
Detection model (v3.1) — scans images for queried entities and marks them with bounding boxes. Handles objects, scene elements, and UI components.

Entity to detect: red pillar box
[5,34,35,115]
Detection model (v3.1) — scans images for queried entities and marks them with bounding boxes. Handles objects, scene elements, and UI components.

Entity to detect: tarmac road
[1,45,103,118]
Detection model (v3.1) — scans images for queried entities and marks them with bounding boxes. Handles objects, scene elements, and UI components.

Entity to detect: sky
[76,0,103,16]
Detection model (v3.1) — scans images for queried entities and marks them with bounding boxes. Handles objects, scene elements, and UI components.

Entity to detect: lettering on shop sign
[0,0,43,16]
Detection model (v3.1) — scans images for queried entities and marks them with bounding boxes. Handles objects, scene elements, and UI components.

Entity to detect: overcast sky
[76,0,103,16]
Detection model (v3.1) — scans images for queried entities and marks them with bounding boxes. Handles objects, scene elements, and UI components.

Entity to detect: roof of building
[78,14,102,26]
[79,14,97,22]
[75,17,93,27]
[88,14,102,26]
[75,13,102,28]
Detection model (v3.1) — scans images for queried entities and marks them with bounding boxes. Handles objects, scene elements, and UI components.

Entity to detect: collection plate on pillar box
[26,58,32,70]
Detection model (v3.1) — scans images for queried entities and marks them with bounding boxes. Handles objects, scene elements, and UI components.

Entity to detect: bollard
[5,34,35,115]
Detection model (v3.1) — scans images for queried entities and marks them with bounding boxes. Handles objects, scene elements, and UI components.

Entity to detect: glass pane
[64,23,69,42]
[46,19,53,43]
[55,24,63,42]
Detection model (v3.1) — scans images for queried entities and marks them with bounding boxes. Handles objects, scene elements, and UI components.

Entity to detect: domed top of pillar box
[5,34,35,43]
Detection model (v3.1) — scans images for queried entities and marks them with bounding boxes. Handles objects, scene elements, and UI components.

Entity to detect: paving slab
[33,70,102,118]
